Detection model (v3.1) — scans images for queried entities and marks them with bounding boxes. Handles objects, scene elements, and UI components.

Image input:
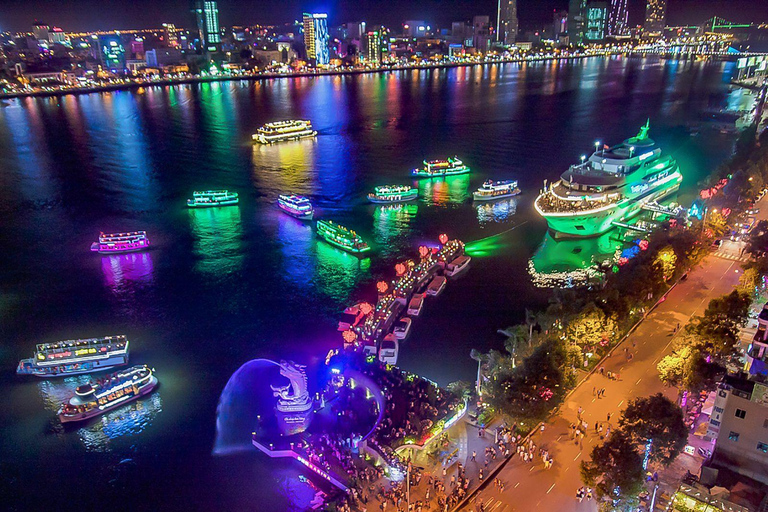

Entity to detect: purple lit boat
[90,231,150,254]
[277,194,314,220]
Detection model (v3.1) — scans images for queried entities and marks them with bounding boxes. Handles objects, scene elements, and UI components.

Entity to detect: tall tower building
[192,0,221,52]
[496,0,518,45]
[644,0,667,36]
[585,1,608,41]
[32,21,49,43]
[608,0,629,36]
[362,31,382,64]
[303,13,330,66]
[163,23,180,49]
[568,0,588,45]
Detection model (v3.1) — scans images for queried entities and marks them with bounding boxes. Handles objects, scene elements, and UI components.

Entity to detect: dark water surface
[0,57,749,511]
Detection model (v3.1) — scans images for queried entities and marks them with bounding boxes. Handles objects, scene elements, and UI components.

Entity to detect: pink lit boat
[90,231,150,254]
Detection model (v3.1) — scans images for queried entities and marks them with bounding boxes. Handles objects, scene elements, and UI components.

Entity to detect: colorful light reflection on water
[475,197,519,224]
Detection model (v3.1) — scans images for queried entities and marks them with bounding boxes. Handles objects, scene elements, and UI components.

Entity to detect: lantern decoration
[418,245,429,259]
[376,281,389,294]
[342,330,357,344]
[722,207,731,217]
[406,260,416,269]
[618,257,629,266]
[439,233,449,245]
[539,387,554,401]
[359,302,374,316]
[395,263,406,276]
[639,239,649,251]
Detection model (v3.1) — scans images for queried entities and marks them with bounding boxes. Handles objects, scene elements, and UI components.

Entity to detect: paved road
[461,255,743,512]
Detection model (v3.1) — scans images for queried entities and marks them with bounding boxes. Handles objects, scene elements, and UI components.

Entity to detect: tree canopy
[618,393,687,465]
[580,431,644,505]
[688,290,751,358]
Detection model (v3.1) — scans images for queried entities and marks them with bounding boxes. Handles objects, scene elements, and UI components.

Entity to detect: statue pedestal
[276,408,313,436]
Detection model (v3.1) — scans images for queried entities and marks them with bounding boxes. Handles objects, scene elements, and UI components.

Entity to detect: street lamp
[594,140,600,155]
[580,155,586,166]
[629,146,635,158]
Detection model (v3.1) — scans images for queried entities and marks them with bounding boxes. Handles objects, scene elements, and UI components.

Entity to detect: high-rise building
[472,16,492,52]
[347,22,366,40]
[98,35,126,71]
[496,0,518,45]
[32,21,49,43]
[130,38,145,59]
[193,0,221,52]
[553,10,568,37]
[303,13,330,66]
[585,2,608,41]
[362,31,382,64]
[48,27,68,45]
[608,0,629,36]
[403,21,427,38]
[644,0,667,36]
[568,0,588,45]
[163,23,180,49]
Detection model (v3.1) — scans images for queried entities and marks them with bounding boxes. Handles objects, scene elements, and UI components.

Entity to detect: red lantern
[377,281,389,294]
[439,233,449,245]
[418,246,429,259]
[359,303,373,316]
[342,330,357,344]
[395,263,406,276]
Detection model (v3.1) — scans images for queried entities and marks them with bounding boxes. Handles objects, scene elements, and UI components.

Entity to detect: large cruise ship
[17,335,130,377]
[534,121,682,237]
[252,120,317,144]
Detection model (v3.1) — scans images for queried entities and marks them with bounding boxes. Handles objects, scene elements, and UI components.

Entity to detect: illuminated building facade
[98,35,126,71]
[163,23,180,49]
[363,31,383,64]
[496,0,518,45]
[568,0,587,45]
[585,2,608,42]
[608,0,629,36]
[193,0,221,52]
[303,13,330,66]
[32,21,49,43]
[644,0,667,36]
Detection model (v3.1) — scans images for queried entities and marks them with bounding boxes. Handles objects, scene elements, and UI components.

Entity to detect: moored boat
[252,120,317,144]
[393,317,412,340]
[58,365,158,423]
[316,220,370,254]
[378,334,399,365]
[17,335,129,378]
[407,293,425,316]
[187,190,239,208]
[278,194,314,220]
[473,180,520,201]
[90,231,150,254]
[426,276,447,296]
[445,255,471,277]
[411,157,470,178]
[368,185,419,204]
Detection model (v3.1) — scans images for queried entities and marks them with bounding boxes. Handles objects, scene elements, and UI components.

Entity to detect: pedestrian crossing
[711,249,749,262]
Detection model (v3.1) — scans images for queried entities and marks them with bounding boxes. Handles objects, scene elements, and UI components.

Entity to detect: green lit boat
[187,190,239,208]
[316,220,371,254]
[534,121,682,238]
[411,157,470,178]
[368,185,418,204]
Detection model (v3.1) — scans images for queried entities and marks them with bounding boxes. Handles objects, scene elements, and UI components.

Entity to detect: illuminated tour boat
[17,335,130,377]
[473,180,520,201]
[90,231,150,254]
[411,157,470,178]
[187,190,239,208]
[252,120,317,144]
[534,120,682,238]
[367,185,419,204]
[316,220,371,254]
[278,194,314,220]
[58,365,158,423]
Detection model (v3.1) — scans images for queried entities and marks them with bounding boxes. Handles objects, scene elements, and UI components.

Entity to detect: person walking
[471,450,476,462]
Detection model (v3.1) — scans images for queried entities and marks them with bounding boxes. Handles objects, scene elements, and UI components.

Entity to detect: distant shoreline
[1,53,611,101]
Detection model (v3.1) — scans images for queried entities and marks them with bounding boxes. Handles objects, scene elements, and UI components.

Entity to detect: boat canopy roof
[36,335,127,355]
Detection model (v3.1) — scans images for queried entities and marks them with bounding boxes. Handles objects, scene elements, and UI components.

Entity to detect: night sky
[0,0,766,33]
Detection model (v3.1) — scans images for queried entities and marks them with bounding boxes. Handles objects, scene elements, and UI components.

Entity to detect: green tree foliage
[689,290,751,358]
[563,303,618,354]
[653,246,677,282]
[618,393,688,465]
[580,431,644,505]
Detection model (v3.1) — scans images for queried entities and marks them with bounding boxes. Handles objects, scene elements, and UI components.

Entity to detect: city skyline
[0,0,767,34]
